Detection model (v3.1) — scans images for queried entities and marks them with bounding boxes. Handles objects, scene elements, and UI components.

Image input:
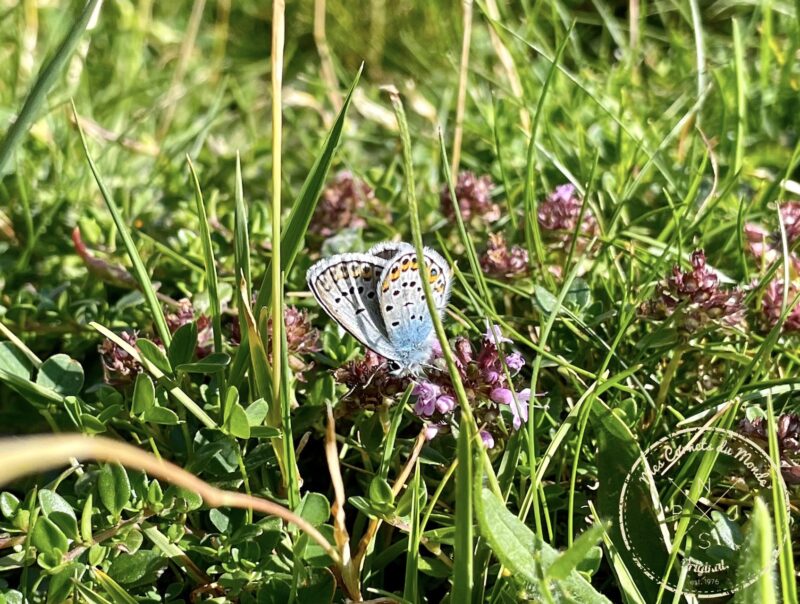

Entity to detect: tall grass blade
[228,66,362,386]
[386,86,477,604]
[270,0,286,458]
[766,396,797,604]
[0,0,103,175]
[438,129,494,312]
[187,157,223,354]
[402,462,421,603]
[74,104,172,347]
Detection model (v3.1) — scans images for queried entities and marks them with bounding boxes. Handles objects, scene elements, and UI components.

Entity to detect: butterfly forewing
[377,247,451,352]
[306,254,399,360]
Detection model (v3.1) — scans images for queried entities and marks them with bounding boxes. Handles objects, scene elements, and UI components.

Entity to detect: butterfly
[307,242,452,374]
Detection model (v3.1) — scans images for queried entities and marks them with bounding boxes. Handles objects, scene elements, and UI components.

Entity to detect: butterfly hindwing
[306,253,399,360]
[368,241,414,261]
[377,247,452,362]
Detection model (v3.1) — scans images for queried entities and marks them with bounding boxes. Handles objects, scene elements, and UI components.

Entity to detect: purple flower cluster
[440,171,500,225]
[333,350,408,411]
[310,171,374,238]
[414,324,530,447]
[640,250,745,332]
[99,330,141,385]
[739,413,800,483]
[165,299,213,358]
[537,184,598,248]
[761,280,800,333]
[480,233,529,279]
[744,204,800,333]
[744,202,800,270]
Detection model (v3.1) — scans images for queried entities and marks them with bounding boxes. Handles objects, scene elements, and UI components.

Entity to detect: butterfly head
[386,359,428,377]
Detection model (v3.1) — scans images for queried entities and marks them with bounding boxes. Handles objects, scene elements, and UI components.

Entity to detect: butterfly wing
[377,247,452,364]
[307,254,399,360]
[368,241,414,261]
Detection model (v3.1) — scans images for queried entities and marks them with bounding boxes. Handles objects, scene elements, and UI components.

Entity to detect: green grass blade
[233,151,251,325]
[438,129,494,313]
[279,275,300,508]
[733,498,777,603]
[386,86,478,604]
[732,18,746,176]
[92,569,139,604]
[228,65,362,386]
[453,417,474,602]
[766,396,798,604]
[74,104,172,348]
[0,0,103,175]
[523,23,572,284]
[187,157,223,354]
[402,462,421,603]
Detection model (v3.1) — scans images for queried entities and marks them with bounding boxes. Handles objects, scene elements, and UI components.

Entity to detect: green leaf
[245,398,270,426]
[534,285,560,314]
[31,516,68,558]
[295,493,330,527]
[368,477,395,508]
[165,486,203,512]
[592,399,664,601]
[47,561,82,602]
[36,354,84,396]
[548,523,607,580]
[251,426,281,439]
[79,413,107,434]
[0,492,20,518]
[297,567,336,603]
[81,494,94,544]
[168,322,197,369]
[107,550,164,585]
[136,340,171,375]
[141,406,180,425]
[147,480,163,507]
[229,66,362,385]
[209,508,230,533]
[131,373,155,415]
[174,352,229,374]
[38,489,79,541]
[224,402,251,439]
[97,464,131,518]
[475,487,612,602]
[0,342,32,379]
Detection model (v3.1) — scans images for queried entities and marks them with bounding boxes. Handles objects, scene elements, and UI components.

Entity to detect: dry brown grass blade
[314,0,342,118]
[0,434,341,566]
[324,405,362,600]
[353,429,427,571]
[483,0,530,133]
[451,0,474,175]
